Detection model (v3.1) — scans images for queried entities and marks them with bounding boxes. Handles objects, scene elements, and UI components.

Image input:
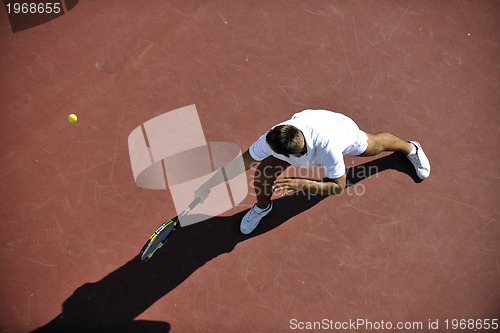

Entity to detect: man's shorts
[344,130,369,156]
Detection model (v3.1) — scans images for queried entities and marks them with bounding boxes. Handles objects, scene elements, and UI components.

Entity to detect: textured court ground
[1,1,499,332]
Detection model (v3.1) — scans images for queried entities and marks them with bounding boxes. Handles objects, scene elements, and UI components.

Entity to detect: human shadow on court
[32,152,420,333]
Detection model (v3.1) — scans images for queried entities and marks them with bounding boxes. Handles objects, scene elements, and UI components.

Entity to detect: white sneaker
[407,141,431,179]
[240,202,273,234]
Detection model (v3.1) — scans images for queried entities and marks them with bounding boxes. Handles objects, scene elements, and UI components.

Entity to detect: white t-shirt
[249,109,362,179]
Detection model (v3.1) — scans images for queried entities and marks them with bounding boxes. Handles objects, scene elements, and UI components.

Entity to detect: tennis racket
[139,197,201,261]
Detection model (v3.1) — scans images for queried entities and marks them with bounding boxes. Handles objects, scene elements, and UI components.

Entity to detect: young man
[196,109,430,235]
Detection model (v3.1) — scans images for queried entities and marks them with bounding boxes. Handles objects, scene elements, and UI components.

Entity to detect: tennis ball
[68,113,78,123]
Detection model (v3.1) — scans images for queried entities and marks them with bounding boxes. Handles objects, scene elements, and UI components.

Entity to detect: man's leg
[361,131,430,179]
[253,156,290,208]
[240,156,290,234]
[361,132,413,156]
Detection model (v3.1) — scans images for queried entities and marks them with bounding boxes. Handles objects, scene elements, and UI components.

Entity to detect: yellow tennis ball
[68,113,78,123]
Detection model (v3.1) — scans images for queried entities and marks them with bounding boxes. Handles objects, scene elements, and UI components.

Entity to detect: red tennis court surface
[1,1,499,332]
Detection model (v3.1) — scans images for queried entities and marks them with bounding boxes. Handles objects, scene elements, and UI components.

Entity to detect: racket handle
[178,197,202,219]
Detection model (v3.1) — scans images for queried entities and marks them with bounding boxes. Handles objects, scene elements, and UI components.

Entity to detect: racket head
[139,217,178,261]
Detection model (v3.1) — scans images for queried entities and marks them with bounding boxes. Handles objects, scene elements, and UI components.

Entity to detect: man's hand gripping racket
[139,188,209,261]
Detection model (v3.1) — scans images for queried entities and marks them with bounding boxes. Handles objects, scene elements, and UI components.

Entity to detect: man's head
[266,125,307,157]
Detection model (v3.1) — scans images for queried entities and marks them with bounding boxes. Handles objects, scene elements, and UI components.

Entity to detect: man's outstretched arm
[194,149,259,201]
[272,173,346,197]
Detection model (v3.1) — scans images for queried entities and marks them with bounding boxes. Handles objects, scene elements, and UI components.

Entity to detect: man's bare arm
[272,173,346,196]
[194,149,259,200]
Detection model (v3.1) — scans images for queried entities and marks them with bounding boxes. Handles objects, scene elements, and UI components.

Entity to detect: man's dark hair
[266,125,303,156]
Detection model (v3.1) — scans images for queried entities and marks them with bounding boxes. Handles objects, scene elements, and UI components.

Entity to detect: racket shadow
[31,152,417,333]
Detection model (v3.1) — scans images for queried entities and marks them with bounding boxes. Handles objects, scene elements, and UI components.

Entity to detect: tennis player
[196,109,430,235]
